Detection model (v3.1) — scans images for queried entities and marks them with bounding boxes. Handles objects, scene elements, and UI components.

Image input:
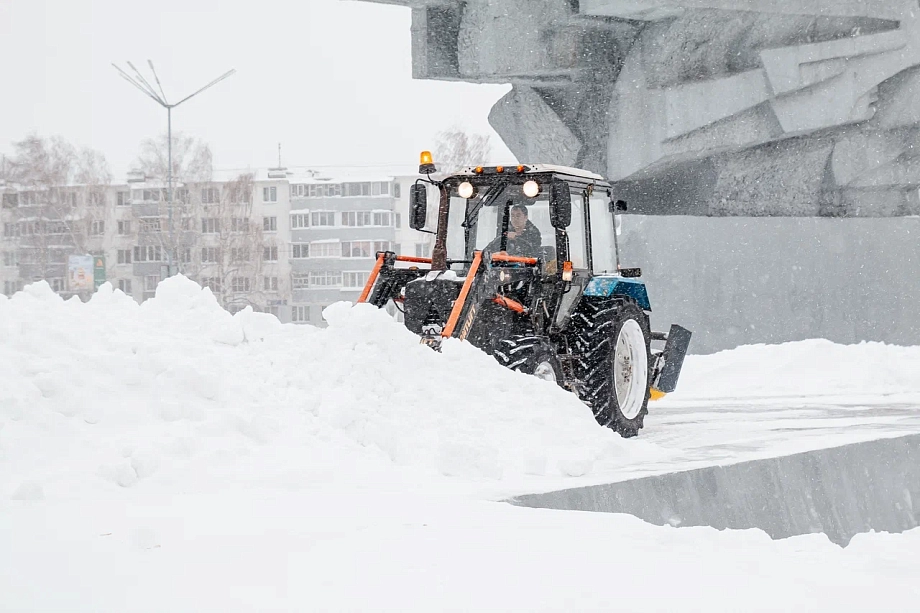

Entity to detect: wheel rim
[533,360,557,383]
[613,319,648,420]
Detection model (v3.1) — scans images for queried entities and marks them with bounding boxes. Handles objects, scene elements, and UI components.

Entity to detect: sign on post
[94,255,106,289]
[68,255,94,292]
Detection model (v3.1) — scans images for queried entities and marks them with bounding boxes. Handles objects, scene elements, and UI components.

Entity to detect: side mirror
[409,183,428,230]
[614,199,628,212]
[550,181,571,228]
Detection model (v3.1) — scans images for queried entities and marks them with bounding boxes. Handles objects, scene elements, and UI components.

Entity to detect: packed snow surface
[1,277,919,611]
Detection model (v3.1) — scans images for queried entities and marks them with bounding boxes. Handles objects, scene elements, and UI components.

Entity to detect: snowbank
[676,338,920,400]
[0,276,652,503]
[3,277,920,611]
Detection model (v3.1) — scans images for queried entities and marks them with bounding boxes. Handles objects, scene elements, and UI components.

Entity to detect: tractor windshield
[446,182,556,264]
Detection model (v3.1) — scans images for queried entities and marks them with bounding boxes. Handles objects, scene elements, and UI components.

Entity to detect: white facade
[1,168,431,325]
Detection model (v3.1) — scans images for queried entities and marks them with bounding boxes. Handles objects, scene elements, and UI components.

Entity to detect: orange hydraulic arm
[490,253,538,265]
[357,254,434,304]
[493,295,527,313]
[357,253,387,303]
[440,251,482,338]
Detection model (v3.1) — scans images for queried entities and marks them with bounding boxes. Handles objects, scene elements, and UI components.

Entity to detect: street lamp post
[112,61,235,277]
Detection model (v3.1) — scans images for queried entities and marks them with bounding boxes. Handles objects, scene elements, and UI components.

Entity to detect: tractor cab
[411,163,627,282]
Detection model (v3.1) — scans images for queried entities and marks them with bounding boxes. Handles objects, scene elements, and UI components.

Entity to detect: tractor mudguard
[583,276,651,311]
[655,324,692,393]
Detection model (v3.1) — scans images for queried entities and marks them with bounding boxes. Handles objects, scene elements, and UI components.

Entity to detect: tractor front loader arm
[358,252,431,309]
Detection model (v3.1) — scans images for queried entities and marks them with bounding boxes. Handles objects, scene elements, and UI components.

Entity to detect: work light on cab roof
[419,150,436,174]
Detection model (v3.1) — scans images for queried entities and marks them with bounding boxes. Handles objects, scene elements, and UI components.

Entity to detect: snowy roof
[455,164,608,182]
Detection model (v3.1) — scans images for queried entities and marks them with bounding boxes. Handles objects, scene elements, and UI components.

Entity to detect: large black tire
[493,335,563,386]
[571,299,652,438]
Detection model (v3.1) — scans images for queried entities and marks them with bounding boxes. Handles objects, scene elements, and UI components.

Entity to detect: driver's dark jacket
[499,220,542,258]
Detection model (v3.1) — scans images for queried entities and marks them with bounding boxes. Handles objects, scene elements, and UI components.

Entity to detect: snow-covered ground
[2,277,919,611]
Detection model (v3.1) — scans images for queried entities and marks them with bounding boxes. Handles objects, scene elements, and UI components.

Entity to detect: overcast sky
[0,0,515,179]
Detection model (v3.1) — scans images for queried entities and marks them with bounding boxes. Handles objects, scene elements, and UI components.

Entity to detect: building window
[3,222,20,238]
[202,277,221,293]
[89,192,105,206]
[395,212,402,228]
[45,221,68,235]
[371,181,390,196]
[117,220,132,235]
[2,251,18,267]
[263,186,277,202]
[231,217,250,232]
[229,187,251,204]
[231,277,251,293]
[4,280,24,296]
[117,279,132,294]
[292,273,309,289]
[343,271,370,289]
[202,218,220,234]
[290,213,309,229]
[342,240,390,258]
[230,247,250,262]
[263,246,278,262]
[116,191,130,206]
[344,182,371,197]
[306,183,341,198]
[133,245,163,262]
[311,211,335,227]
[117,249,132,265]
[2,193,20,207]
[264,276,278,292]
[415,243,431,258]
[309,242,340,258]
[341,211,371,227]
[139,218,161,233]
[291,305,309,323]
[179,248,191,264]
[201,188,220,204]
[145,275,160,292]
[372,212,393,226]
[263,216,277,232]
[291,244,309,259]
[201,247,220,263]
[309,271,342,287]
[49,278,65,292]
[90,220,105,236]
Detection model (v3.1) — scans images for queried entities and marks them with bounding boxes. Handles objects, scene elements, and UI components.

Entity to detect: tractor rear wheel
[572,299,651,437]
[494,335,563,386]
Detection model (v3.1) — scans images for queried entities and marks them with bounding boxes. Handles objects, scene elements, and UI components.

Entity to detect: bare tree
[136,132,212,186]
[132,134,270,312]
[432,128,492,174]
[3,134,111,288]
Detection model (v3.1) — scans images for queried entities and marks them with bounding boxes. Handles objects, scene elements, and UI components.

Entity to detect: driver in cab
[493,203,541,258]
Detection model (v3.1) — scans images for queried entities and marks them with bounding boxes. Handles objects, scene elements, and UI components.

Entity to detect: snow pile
[0,276,651,503]
[677,338,920,400]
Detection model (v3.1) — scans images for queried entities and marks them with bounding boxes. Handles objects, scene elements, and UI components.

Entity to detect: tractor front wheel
[573,299,651,437]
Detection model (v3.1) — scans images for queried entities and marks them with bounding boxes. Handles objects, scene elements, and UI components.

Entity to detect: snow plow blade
[654,325,692,394]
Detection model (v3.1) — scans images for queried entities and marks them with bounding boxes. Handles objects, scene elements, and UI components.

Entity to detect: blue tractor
[359,155,691,437]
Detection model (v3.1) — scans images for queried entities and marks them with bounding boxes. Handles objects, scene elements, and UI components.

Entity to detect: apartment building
[1,168,429,325]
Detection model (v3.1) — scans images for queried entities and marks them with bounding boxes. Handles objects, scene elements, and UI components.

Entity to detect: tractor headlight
[522,180,540,198]
[458,181,475,199]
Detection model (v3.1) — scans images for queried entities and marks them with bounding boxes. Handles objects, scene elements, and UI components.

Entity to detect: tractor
[358,153,691,437]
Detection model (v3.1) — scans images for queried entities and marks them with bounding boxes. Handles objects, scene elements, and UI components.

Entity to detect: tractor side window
[589,193,616,273]
[447,195,468,262]
[567,188,588,269]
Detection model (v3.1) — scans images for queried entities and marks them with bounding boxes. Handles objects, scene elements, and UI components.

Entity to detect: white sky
[0,0,516,179]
